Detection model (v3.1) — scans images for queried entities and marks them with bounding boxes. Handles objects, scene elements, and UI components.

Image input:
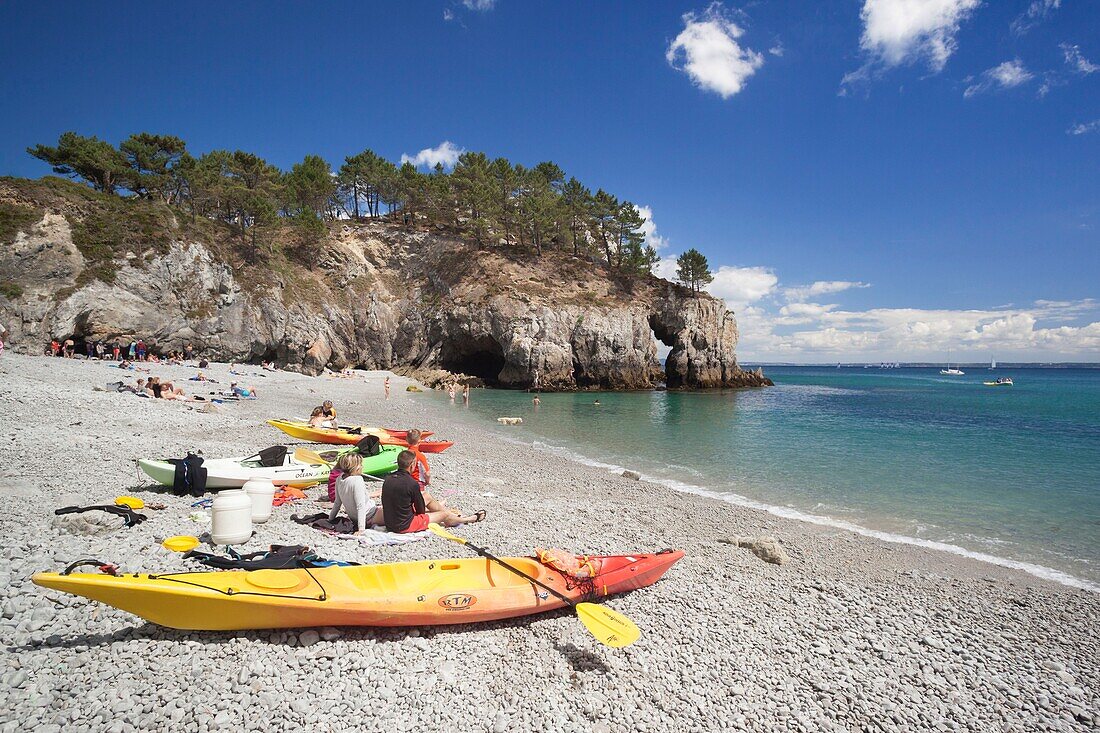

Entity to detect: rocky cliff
[0,177,771,390]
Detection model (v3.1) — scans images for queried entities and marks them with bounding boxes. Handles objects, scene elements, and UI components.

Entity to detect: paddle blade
[427,522,468,545]
[575,602,640,648]
[294,447,332,466]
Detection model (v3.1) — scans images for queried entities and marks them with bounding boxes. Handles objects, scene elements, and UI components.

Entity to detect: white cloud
[666,3,765,99]
[785,280,870,303]
[842,0,981,90]
[963,59,1034,98]
[653,255,680,282]
[736,297,1100,362]
[400,141,464,169]
[636,205,668,251]
[1012,0,1061,35]
[1068,119,1100,136]
[705,265,779,310]
[769,43,784,58]
[443,8,455,21]
[462,0,495,10]
[1062,43,1099,75]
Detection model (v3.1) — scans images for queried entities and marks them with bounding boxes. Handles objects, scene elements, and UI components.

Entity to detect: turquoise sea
[449,366,1100,591]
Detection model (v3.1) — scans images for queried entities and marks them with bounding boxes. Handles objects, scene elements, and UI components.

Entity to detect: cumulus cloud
[705,265,779,310]
[841,0,981,91]
[1062,43,1099,75]
[462,0,495,10]
[1012,0,1061,35]
[1068,119,1100,136]
[636,205,668,251]
[737,297,1100,362]
[400,141,464,169]
[963,59,1034,98]
[785,280,870,303]
[666,3,765,99]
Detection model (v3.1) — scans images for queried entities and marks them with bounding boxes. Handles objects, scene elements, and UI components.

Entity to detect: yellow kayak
[32,551,684,631]
[266,419,391,445]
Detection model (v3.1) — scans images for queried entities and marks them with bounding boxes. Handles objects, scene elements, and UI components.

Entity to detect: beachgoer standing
[136,339,146,361]
[463,384,470,404]
[95,342,105,359]
[112,342,120,361]
[86,342,95,359]
[0,322,6,358]
[184,343,193,360]
[128,341,137,360]
[447,382,456,401]
[384,377,390,400]
[381,451,483,533]
[63,338,75,358]
[50,339,60,357]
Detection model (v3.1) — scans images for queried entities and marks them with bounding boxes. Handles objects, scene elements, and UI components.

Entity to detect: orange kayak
[33,550,683,631]
[267,420,452,452]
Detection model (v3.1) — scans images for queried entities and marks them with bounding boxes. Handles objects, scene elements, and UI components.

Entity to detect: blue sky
[1,0,1097,361]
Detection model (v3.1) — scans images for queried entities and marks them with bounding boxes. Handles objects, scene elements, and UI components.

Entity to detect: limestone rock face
[0,184,771,390]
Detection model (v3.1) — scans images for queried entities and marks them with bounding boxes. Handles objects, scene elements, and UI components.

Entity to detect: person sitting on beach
[121,378,147,395]
[381,451,484,533]
[329,452,384,533]
[308,406,333,428]
[311,400,336,427]
[231,382,257,398]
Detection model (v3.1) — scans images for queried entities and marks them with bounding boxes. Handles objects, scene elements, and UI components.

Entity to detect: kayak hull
[33,551,683,631]
[136,448,400,490]
[268,420,453,453]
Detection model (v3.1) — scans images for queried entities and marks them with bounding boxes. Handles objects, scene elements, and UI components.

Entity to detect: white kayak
[137,452,331,489]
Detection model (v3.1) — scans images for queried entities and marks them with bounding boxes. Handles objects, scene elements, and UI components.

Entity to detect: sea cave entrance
[648,314,681,388]
[439,334,507,384]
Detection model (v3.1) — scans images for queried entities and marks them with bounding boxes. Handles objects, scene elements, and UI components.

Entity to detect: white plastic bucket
[211,489,253,545]
[243,478,277,524]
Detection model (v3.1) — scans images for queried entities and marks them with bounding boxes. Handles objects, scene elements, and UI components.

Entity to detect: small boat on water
[983,377,1013,387]
[940,366,965,376]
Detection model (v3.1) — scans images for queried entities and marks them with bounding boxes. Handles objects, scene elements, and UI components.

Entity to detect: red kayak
[381,438,454,454]
[384,428,434,440]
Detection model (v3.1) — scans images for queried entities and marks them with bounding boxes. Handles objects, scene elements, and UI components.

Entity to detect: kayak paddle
[426,523,640,648]
[293,446,334,466]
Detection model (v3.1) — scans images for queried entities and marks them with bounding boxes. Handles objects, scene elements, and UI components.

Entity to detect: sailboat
[989,358,996,370]
[940,362,965,376]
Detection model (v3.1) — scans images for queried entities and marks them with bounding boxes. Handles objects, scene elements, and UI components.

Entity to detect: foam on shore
[509,436,1100,594]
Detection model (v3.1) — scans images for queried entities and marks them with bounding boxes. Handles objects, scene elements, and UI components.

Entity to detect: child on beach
[404,429,449,512]
[381,451,484,533]
[329,452,384,533]
[308,406,331,428]
[314,400,337,427]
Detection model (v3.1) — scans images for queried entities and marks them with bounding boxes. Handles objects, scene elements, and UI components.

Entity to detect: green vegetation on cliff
[28,131,661,276]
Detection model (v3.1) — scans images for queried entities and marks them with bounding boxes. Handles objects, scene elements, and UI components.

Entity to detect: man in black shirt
[381,451,486,533]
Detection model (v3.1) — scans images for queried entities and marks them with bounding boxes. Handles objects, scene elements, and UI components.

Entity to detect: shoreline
[1,353,1097,731]
[485,431,1100,595]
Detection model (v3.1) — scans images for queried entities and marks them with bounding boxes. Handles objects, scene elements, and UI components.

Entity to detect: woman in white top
[328,452,384,533]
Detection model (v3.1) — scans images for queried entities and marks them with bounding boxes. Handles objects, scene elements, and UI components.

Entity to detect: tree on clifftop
[28,132,130,194]
[676,248,713,295]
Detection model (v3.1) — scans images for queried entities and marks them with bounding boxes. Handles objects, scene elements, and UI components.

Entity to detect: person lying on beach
[329,452,385,533]
[381,451,484,533]
[230,382,257,398]
[190,371,214,382]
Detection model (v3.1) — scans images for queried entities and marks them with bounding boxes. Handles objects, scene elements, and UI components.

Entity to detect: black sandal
[473,510,487,523]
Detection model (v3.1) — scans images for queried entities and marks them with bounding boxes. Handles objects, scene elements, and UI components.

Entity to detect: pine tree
[28,132,130,194]
[676,248,714,295]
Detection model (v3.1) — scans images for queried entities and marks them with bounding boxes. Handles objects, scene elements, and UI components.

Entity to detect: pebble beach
[1,353,1098,732]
